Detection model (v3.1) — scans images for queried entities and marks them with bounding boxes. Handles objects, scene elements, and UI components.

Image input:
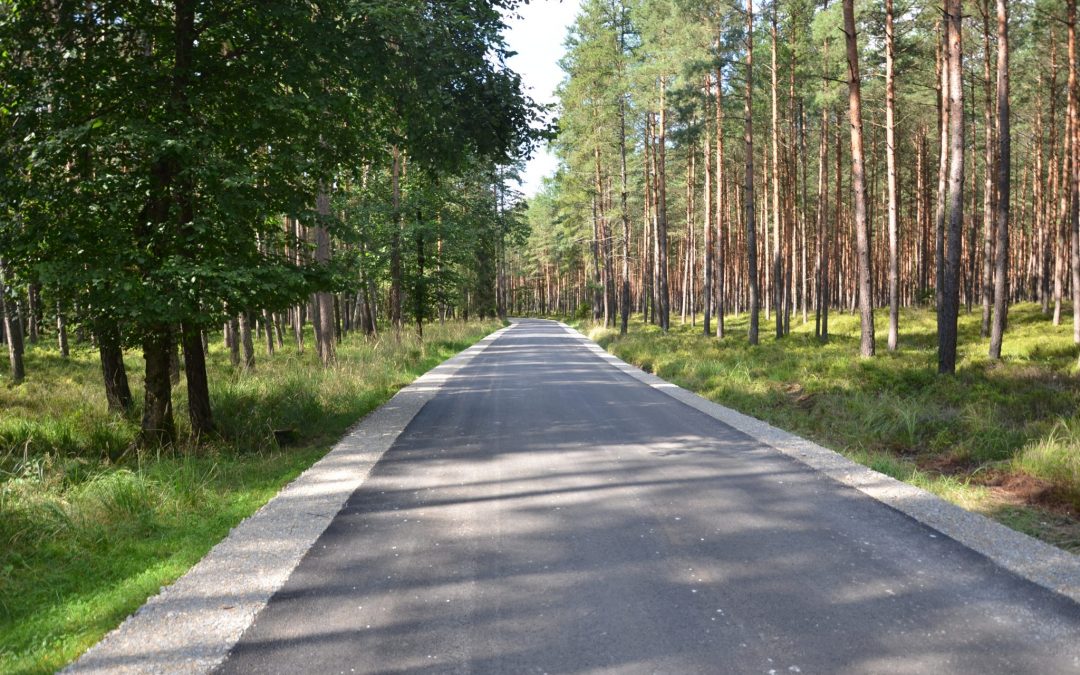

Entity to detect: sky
[503,0,582,198]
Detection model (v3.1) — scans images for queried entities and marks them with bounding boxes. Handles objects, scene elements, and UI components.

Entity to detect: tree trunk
[0,259,24,383]
[263,309,275,356]
[771,7,783,339]
[704,79,714,337]
[56,301,69,358]
[240,313,255,371]
[390,146,404,330]
[715,66,727,339]
[980,0,996,337]
[97,322,132,414]
[315,188,337,365]
[745,0,760,345]
[658,81,671,331]
[140,326,175,446]
[940,0,966,374]
[843,0,876,358]
[1070,0,1080,344]
[935,28,950,326]
[989,0,1010,359]
[182,321,213,436]
[886,0,900,350]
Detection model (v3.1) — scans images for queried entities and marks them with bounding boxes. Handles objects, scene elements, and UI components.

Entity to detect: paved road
[219,319,1080,674]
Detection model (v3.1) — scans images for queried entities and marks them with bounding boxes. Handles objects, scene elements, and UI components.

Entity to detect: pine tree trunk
[715,65,727,340]
[980,0,996,337]
[745,0,760,345]
[771,7,783,339]
[935,24,950,325]
[843,0,876,358]
[940,0,966,374]
[886,0,901,350]
[704,81,714,336]
[658,82,671,331]
[1069,0,1080,344]
[989,0,1011,359]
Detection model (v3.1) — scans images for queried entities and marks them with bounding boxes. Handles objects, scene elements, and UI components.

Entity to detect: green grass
[581,303,1080,552]
[0,320,501,674]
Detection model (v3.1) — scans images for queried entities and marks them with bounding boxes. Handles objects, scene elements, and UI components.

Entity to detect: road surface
[218,319,1080,674]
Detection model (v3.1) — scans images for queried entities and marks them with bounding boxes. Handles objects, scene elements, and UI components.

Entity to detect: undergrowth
[0,320,500,674]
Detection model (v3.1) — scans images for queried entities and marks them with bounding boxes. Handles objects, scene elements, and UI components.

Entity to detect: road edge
[559,321,1080,606]
[65,324,515,675]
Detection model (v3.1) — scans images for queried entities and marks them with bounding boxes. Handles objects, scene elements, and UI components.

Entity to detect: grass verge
[0,320,501,674]
[580,304,1080,553]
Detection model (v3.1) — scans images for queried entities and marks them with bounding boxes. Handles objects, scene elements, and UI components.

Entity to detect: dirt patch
[917,453,975,475]
[977,470,1080,517]
[782,382,815,410]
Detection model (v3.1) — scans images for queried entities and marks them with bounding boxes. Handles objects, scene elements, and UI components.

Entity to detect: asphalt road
[218,319,1080,674]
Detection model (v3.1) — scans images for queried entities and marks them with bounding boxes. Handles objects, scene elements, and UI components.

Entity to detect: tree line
[514,0,1056,374]
[0,1,542,445]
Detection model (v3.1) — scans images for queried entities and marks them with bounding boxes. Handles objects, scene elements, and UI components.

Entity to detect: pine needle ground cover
[0,320,501,674]
[584,304,1080,554]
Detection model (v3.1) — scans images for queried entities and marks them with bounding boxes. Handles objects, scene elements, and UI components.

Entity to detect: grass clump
[586,304,1080,552]
[0,320,500,674]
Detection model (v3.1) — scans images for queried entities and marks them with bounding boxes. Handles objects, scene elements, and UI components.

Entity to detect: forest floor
[0,320,502,675]
[582,303,1080,555]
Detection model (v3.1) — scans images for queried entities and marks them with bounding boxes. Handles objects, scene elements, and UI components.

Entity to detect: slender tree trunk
[772,8,783,339]
[240,313,255,371]
[940,0,966,374]
[715,65,727,340]
[658,81,672,331]
[704,78,714,337]
[935,23,950,324]
[745,0,759,345]
[1070,0,1080,344]
[980,0,996,337]
[390,146,404,330]
[227,317,240,366]
[56,301,69,358]
[0,259,24,383]
[619,90,631,335]
[989,0,1010,359]
[886,0,900,350]
[815,104,829,340]
[315,188,336,365]
[263,309,275,356]
[843,0,876,357]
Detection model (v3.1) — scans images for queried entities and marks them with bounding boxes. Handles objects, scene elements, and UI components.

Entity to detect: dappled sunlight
[207,320,1080,673]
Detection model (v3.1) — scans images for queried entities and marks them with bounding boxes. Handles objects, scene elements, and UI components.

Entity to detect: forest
[0,0,543,444]
[517,0,1066,375]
